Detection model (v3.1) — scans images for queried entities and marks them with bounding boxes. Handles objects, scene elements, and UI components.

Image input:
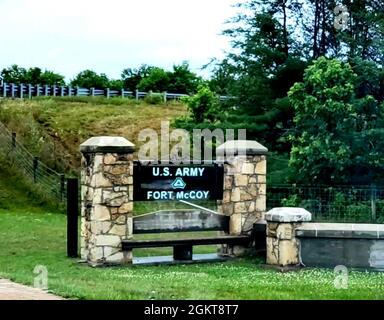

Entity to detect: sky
[0,0,243,81]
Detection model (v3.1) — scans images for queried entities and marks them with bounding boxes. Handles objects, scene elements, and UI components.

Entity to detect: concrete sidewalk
[0,279,63,300]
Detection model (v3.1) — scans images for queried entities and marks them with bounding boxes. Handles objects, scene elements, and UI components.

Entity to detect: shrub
[144,93,164,105]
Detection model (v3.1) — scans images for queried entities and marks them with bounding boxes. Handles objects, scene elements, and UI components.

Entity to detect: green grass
[0,97,187,172]
[1,206,384,300]
[0,162,384,300]
[0,98,384,300]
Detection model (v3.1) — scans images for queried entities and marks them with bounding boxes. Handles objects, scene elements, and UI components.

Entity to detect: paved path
[0,279,63,300]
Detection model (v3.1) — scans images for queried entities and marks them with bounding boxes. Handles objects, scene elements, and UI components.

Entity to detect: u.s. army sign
[133,163,224,201]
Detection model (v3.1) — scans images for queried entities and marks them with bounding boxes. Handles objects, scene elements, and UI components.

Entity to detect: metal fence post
[135,89,139,101]
[60,174,65,201]
[11,132,16,149]
[67,178,79,258]
[371,185,377,222]
[33,157,39,183]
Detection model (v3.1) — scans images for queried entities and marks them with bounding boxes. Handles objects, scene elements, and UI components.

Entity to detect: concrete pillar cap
[217,140,268,156]
[265,207,312,223]
[80,136,135,154]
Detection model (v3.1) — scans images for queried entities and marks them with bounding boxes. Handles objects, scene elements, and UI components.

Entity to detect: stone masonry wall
[217,154,267,256]
[81,152,134,266]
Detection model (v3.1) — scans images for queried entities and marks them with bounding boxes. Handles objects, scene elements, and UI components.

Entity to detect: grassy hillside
[0,97,187,173]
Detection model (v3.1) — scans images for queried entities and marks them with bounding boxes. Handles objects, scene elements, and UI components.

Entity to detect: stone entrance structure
[79,137,267,266]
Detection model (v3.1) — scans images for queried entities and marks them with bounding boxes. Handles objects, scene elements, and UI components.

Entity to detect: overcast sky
[0,0,243,81]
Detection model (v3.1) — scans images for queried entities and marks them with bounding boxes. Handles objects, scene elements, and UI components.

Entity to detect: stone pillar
[265,208,312,267]
[217,140,268,256]
[80,136,135,266]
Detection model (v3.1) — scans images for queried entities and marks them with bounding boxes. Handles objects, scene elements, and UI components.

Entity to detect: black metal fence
[0,121,66,203]
[267,185,384,223]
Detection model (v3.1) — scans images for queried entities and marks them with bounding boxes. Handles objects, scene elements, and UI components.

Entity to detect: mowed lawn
[1,208,384,300]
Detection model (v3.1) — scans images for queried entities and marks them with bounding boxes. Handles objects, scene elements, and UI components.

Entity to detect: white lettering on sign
[176,191,209,200]
[152,167,171,177]
[146,190,210,200]
[147,191,174,200]
[175,167,205,177]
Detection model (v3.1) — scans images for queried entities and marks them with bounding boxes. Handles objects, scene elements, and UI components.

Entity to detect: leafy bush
[181,85,220,123]
[144,93,165,105]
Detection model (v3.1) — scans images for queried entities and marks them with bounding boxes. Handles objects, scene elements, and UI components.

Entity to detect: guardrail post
[44,85,49,96]
[163,91,167,103]
[67,178,79,258]
[121,88,124,98]
[52,85,57,97]
[33,157,39,183]
[91,87,95,97]
[28,84,32,99]
[60,86,65,97]
[106,88,110,99]
[68,86,72,97]
[76,86,80,96]
[135,89,139,101]
[36,84,40,97]
[2,83,6,98]
[19,84,24,99]
[11,83,15,98]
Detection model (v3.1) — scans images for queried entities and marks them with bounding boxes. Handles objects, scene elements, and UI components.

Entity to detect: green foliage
[123,62,201,94]
[1,207,384,299]
[70,70,110,89]
[144,92,164,105]
[1,65,65,85]
[288,57,384,185]
[167,62,202,94]
[121,64,154,92]
[181,86,220,123]
[281,194,301,207]
[138,67,170,92]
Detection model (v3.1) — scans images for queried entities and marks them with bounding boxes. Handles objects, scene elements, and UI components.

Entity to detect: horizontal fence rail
[0,83,230,101]
[0,121,66,203]
[267,184,384,223]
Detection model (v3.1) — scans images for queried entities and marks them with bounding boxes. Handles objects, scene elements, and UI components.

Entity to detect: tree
[288,57,384,185]
[1,65,65,85]
[137,67,170,92]
[167,62,201,94]
[39,70,65,86]
[182,85,220,123]
[206,0,307,151]
[70,70,109,89]
[121,64,154,92]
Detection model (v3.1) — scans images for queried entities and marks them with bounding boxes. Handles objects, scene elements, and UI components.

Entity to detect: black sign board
[133,163,224,201]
